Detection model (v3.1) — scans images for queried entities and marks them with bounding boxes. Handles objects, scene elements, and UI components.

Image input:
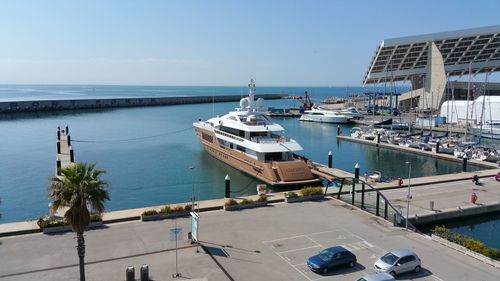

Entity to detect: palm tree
[49,162,109,281]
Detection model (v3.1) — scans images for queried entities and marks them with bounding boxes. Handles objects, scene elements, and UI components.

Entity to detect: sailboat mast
[465,62,471,141]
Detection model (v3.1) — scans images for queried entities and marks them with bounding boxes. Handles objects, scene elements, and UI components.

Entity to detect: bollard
[69,146,74,162]
[140,264,149,281]
[435,140,440,154]
[225,174,231,198]
[430,201,434,211]
[57,141,61,154]
[354,163,360,182]
[65,125,69,135]
[57,129,61,140]
[377,132,381,144]
[67,134,71,146]
[328,151,332,168]
[126,266,135,281]
[56,158,61,176]
[470,192,477,204]
[337,125,341,136]
[462,154,467,172]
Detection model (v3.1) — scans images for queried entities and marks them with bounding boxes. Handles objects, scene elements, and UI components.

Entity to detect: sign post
[170,217,183,278]
[191,212,199,252]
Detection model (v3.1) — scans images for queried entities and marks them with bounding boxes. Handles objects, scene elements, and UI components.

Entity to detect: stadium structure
[363,25,500,113]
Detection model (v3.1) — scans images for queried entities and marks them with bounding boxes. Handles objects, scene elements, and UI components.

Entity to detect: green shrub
[159,205,172,214]
[257,194,268,202]
[225,198,238,206]
[463,239,486,253]
[300,186,323,197]
[89,213,103,222]
[172,205,185,213]
[285,191,298,198]
[240,198,254,205]
[433,225,451,239]
[482,248,500,260]
[41,218,66,228]
[142,209,158,216]
[433,225,499,260]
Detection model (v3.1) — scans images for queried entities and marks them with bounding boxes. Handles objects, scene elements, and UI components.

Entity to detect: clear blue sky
[0,0,498,86]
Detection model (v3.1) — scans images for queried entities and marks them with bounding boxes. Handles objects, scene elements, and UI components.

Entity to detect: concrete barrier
[411,201,500,225]
[0,94,287,113]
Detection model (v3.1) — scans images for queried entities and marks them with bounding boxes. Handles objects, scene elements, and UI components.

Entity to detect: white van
[357,272,395,281]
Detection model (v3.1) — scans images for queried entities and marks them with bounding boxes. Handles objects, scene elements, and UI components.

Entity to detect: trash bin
[126,266,135,281]
[140,264,149,281]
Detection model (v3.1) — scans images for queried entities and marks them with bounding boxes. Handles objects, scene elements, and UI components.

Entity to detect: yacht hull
[194,127,321,187]
[299,115,351,124]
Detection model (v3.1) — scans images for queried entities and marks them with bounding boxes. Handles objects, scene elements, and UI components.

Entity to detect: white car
[374,249,421,276]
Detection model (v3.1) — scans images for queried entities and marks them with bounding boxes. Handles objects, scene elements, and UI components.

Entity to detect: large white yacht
[299,107,352,124]
[193,79,321,187]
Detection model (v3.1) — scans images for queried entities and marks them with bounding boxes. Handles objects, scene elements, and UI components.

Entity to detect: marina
[1,2,499,280]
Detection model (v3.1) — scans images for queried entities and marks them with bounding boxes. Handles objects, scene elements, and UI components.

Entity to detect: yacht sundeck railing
[243,120,269,126]
[252,136,290,143]
[329,177,417,232]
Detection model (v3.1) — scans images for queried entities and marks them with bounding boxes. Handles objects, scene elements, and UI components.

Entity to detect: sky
[0,0,499,86]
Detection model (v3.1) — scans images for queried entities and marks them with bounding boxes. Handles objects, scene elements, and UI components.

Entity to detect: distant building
[363,25,500,112]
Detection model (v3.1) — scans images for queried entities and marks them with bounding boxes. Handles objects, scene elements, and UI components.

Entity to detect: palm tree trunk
[76,231,86,281]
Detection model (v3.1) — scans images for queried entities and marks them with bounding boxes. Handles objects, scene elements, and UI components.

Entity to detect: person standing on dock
[364,172,368,182]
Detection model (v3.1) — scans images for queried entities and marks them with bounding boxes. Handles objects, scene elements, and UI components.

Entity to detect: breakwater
[0,93,286,113]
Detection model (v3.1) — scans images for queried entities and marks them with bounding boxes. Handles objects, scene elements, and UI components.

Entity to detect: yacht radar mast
[248,79,256,112]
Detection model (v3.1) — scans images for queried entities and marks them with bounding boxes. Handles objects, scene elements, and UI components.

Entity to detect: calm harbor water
[418,212,500,249]
[0,85,490,234]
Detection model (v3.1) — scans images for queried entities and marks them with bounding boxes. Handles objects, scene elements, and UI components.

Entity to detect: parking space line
[263,234,309,244]
[277,244,321,254]
[304,235,323,247]
[262,229,341,244]
[274,252,314,281]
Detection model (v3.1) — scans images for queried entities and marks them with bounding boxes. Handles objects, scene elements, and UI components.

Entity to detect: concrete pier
[0,94,286,113]
[337,135,499,169]
[381,177,500,226]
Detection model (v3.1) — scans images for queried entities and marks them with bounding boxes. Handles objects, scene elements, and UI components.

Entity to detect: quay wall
[410,201,500,225]
[0,94,287,113]
[337,135,499,169]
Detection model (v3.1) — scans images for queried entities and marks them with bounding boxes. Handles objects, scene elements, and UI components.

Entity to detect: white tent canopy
[441,95,500,124]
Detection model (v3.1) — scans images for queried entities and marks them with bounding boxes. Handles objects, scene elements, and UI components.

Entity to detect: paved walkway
[381,177,500,222]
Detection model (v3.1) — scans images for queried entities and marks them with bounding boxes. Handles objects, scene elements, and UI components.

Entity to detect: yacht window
[312,113,324,116]
[236,145,245,152]
[250,132,267,137]
[228,116,238,121]
[265,152,283,161]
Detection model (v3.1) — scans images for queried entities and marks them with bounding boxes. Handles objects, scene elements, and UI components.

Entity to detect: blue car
[307,246,357,274]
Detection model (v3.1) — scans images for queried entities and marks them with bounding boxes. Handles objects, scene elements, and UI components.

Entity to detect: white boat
[193,79,322,187]
[336,107,364,121]
[300,107,352,124]
[470,121,500,140]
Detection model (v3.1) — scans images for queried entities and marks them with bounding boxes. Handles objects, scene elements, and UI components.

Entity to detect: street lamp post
[405,161,412,231]
[190,166,195,211]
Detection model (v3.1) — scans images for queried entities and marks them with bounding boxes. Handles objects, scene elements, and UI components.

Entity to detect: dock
[337,134,499,169]
[0,93,286,113]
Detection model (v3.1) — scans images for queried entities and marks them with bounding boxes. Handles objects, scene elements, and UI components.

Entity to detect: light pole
[190,166,195,211]
[405,161,412,231]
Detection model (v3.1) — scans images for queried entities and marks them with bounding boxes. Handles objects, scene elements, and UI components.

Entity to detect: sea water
[0,85,485,225]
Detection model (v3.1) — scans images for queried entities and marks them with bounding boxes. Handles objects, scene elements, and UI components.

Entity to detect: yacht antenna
[248,78,256,111]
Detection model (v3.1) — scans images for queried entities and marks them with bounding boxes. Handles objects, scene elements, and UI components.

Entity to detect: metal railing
[329,177,417,232]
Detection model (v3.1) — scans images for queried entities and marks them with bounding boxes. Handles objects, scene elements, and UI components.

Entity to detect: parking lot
[1,198,498,280]
[263,229,443,281]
